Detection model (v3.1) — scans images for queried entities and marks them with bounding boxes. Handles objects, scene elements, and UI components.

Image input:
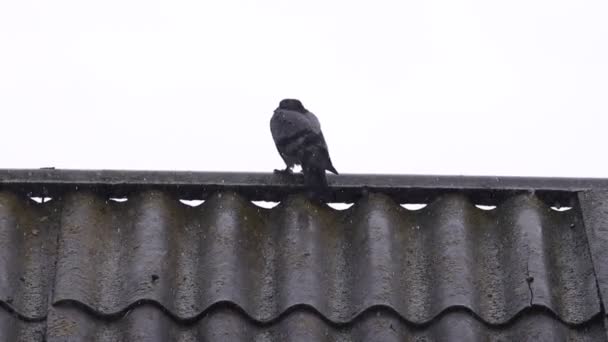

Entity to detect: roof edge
[1,168,606,203]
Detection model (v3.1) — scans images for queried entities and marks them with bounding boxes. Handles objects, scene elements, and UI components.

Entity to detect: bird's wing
[270,109,318,142]
[271,108,337,174]
[301,114,338,174]
[302,111,322,133]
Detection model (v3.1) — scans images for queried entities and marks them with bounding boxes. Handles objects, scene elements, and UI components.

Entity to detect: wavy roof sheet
[1,169,608,341]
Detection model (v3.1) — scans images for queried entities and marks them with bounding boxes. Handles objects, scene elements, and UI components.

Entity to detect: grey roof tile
[1,170,607,341]
[0,309,46,342]
[578,190,608,312]
[45,305,607,342]
[0,192,59,320]
[50,191,599,324]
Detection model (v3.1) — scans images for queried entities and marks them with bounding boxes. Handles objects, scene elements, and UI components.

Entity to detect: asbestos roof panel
[0,309,46,342]
[578,191,608,312]
[48,191,598,325]
[0,170,607,341]
[0,193,59,320]
[45,305,607,342]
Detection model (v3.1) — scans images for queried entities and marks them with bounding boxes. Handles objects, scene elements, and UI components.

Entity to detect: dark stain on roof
[1,170,608,341]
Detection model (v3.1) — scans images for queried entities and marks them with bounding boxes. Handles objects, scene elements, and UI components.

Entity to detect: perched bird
[270,99,338,187]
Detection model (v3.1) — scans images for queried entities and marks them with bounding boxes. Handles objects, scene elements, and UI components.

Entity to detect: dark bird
[270,99,338,188]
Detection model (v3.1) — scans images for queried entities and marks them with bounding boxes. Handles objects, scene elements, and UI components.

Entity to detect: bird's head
[279,99,306,112]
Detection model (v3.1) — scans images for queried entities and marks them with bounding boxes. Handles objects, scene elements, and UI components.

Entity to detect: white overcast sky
[1,0,607,177]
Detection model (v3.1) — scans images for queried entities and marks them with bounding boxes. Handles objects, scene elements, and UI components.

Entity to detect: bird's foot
[273,168,293,175]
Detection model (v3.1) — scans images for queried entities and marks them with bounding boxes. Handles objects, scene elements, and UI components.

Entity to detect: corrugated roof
[45,306,607,342]
[1,169,608,341]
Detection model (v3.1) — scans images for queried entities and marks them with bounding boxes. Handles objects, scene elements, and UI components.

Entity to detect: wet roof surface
[1,170,608,341]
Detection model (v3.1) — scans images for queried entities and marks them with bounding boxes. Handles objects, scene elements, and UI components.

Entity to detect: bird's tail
[303,166,328,188]
[321,150,338,175]
[327,163,338,175]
